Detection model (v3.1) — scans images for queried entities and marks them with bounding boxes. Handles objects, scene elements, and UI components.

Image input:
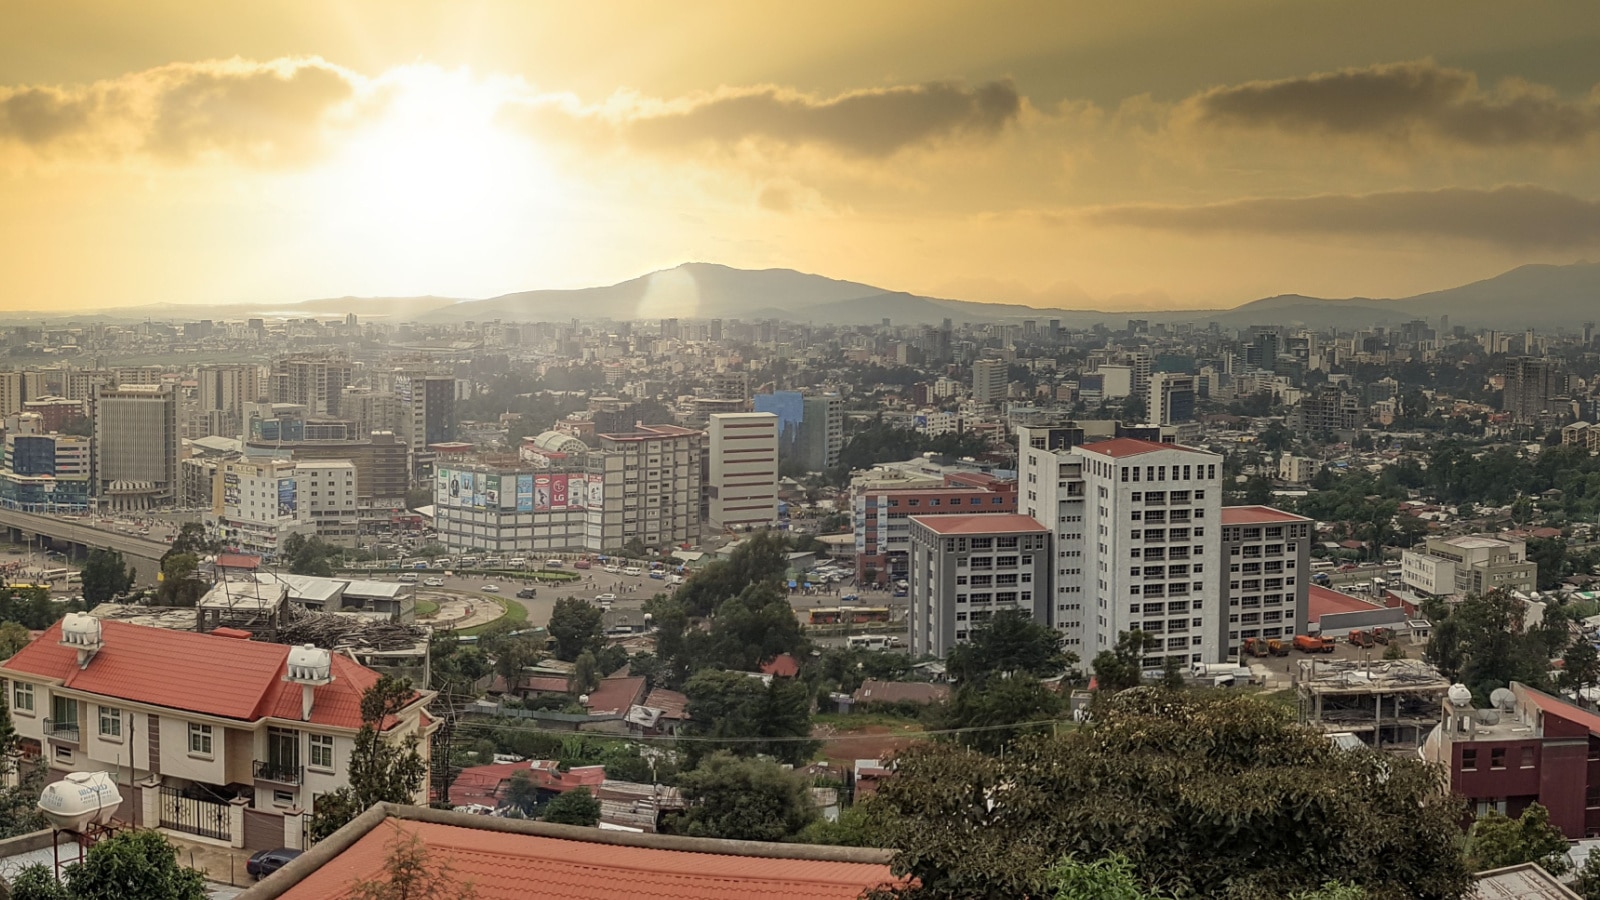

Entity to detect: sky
[4,1,1600,313]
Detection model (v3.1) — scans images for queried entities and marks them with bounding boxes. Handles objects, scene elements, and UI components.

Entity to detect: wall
[158,715,226,785]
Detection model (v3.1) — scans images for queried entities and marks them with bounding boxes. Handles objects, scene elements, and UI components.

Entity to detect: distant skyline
[5,1,1600,312]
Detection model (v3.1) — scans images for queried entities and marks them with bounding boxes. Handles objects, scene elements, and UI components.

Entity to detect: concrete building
[799,393,844,471]
[1278,454,1319,484]
[1096,364,1133,399]
[972,358,1008,406]
[1146,373,1196,425]
[269,356,353,418]
[197,364,262,438]
[93,383,179,510]
[706,412,779,531]
[0,429,92,512]
[393,369,456,476]
[1297,658,1450,750]
[592,425,704,551]
[854,473,1017,586]
[1503,356,1561,425]
[1014,423,1091,653]
[211,457,317,557]
[1401,534,1537,598]
[908,514,1051,658]
[244,431,410,522]
[1219,506,1312,657]
[0,371,23,418]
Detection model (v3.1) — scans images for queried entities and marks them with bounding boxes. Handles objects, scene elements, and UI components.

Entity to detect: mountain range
[11,261,1600,330]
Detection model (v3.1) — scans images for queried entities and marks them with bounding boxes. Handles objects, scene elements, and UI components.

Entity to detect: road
[0,508,173,582]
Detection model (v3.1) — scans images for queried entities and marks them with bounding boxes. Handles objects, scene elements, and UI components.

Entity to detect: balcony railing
[44,718,79,744]
[253,760,303,785]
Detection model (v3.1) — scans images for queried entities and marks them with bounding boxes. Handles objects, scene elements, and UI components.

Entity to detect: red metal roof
[215,553,261,570]
[2,620,391,730]
[1077,437,1209,459]
[1517,684,1600,737]
[582,676,646,715]
[908,513,1047,535]
[276,820,898,900]
[759,653,801,678]
[1307,585,1381,623]
[1220,505,1311,525]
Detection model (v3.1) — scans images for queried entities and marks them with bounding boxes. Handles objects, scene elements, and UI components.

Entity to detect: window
[189,723,213,756]
[1489,748,1505,770]
[1520,747,1535,769]
[272,790,295,806]
[310,734,334,770]
[12,683,32,714]
[98,706,121,739]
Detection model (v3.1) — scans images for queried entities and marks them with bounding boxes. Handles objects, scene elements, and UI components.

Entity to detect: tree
[541,786,601,827]
[571,650,599,696]
[0,621,31,660]
[1091,630,1157,692]
[501,771,539,815]
[17,830,208,900]
[1044,854,1167,900]
[1426,590,1560,702]
[165,523,216,559]
[310,676,427,842]
[547,597,603,662]
[681,669,816,765]
[1560,639,1600,698]
[80,549,133,610]
[666,752,816,842]
[673,530,789,617]
[0,692,45,837]
[156,552,205,607]
[1571,850,1600,900]
[946,609,1076,686]
[283,534,339,577]
[935,674,1065,755]
[1463,803,1571,876]
[348,824,479,900]
[869,688,1471,899]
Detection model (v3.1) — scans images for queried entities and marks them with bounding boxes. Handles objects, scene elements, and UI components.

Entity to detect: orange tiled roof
[2,620,397,730]
[276,820,898,900]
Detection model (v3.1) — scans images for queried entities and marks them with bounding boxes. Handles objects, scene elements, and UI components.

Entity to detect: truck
[1266,638,1291,657]
[1348,629,1375,649]
[1243,637,1271,658]
[1294,634,1335,653]
[1370,626,1394,645]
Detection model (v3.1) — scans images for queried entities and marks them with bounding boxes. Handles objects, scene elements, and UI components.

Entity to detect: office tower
[708,372,750,403]
[753,391,805,462]
[706,412,780,531]
[197,364,262,438]
[800,393,844,471]
[972,357,1008,406]
[93,384,179,510]
[909,514,1051,658]
[1129,352,1153,396]
[1503,357,1560,425]
[1218,506,1312,659]
[393,368,457,476]
[709,318,723,342]
[270,356,353,418]
[1147,373,1197,425]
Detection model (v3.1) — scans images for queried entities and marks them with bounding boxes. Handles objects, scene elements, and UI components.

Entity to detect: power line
[452,716,1072,744]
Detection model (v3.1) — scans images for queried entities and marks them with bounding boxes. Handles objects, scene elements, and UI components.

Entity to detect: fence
[158,786,231,842]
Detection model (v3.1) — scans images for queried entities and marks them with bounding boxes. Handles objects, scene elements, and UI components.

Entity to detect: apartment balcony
[44,718,79,744]
[253,760,303,785]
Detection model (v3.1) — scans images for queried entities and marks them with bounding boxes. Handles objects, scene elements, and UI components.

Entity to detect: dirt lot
[814,721,925,765]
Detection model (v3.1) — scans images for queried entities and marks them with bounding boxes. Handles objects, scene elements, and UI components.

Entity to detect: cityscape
[3,4,1600,900]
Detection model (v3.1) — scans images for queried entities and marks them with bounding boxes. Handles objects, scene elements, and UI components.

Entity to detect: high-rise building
[972,358,1007,406]
[706,412,779,531]
[93,383,179,510]
[1146,373,1197,425]
[197,364,262,438]
[800,393,844,471]
[0,372,24,418]
[393,369,457,476]
[593,424,704,551]
[1503,357,1561,425]
[1218,506,1312,658]
[753,391,805,461]
[270,356,353,418]
[909,514,1052,658]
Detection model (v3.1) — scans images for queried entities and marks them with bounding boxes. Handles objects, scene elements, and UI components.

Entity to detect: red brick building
[1422,681,1600,838]
[851,472,1016,586]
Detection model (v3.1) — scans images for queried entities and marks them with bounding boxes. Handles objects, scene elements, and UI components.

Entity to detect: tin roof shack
[1295,658,1450,750]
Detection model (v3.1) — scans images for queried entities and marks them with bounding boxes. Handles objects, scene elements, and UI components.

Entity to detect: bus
[41,568,69,583]
[847,635,891,651]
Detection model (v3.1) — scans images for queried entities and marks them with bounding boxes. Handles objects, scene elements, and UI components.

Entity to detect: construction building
[1295,657,1451,750]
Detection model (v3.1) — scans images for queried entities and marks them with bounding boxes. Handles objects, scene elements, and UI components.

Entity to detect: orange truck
[1348,630,1375,649]
[1294,634,1335,653]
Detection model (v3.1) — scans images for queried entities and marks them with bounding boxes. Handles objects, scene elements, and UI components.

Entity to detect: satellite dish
[1489,687,1516,711]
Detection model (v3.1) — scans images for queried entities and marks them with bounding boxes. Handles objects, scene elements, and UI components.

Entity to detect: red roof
[908,513,1047,535]
[759,653,801,678]
[1518,684,1600,737]
[2,620,393,730]
[582,676,646,715]
[1307,585,1380,623]
[276,820,898,900]
[1077,438,1209,459]
[1221,505,1310,525]
[215,553,261,570]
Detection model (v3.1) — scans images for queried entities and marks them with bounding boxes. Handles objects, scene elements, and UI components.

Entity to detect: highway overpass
[0,508,170,584]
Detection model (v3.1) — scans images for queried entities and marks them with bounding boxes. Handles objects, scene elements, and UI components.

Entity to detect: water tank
[60,613,101,648]
[1447,683,1472,707]
[286,644,332,683]
[38,772,122,832]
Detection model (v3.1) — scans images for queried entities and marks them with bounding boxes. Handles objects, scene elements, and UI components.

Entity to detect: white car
[544,559,564,568]
[595,593,617,605]
[603,565,621,575]
[480,584,500,592]
[622,566,644,577]
[423,578,444,587]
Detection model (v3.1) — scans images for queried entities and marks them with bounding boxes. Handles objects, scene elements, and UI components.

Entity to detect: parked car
[516,588,537,599]
[622,566,644,577]
[595,593,618,605]
[247,848,302,880]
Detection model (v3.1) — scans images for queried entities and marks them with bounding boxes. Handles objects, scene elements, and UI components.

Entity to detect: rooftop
[1308,585,1384,622]
[1076,437,1211,459]
[1221,505,1311,525]
[908,513,1047,535]
[244,804,898,900]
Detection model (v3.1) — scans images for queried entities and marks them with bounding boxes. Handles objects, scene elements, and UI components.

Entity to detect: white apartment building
[1219,506,1312,656]
[908,514,1051,658]
[1401,534,1538,598]
[972,358,1008,406]
[1,615,434,854]
[210,457,359,557]
[1015,424,1091,654]
[706,412,780,531]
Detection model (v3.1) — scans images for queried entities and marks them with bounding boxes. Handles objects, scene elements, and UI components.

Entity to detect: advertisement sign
[550,474,568,509]
[587,473,603,508]
[484,474,502,509]
[566,473,585,509]
[223,472,241,507]
[437,468,451,505]
[534,475,551,512]
[277,477,298,518]
[516,474,534,512]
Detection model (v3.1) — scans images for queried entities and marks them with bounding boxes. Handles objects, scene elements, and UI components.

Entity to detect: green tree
[501,770,539,815]
[1463,803,1571,876]
[946,608,1077,686]
[1571,850,1600,900]
[1426,590,1559,702]
[0,621,32,660]
[681,669,816,765]
[870,689,1471,899]
[155,552,205,607]
[935,674,1065,755]
[1044,854,1167,900]
[43,830,208,900]
[0,693,44,837]
[673,530,789,617]
[80,549,133,610]
[166,523,217,559]
[1092,630,1157,692]
[795,803,880,848]
[310,676,428,841]
[10,864,70,900]
[541,786,601,827]
[348,824,479,900]
[667,752,816,842]
[1559,639,1600,697]
[547,597,603,662]
[0,586,62,630]
[571,650,599,696]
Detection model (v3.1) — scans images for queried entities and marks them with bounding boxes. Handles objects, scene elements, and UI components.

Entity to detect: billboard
[277,477,298,518]
[551,474,569,510]
[516,474,533,512]
[223,472,240,507]
[534,475,551,512]
[437,468,451,506]
[566,473,585,510]
[587,473,603,508]
[484,474,502,509]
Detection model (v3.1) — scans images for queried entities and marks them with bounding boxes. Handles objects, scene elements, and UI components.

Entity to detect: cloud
[1086,185,1600,249]
[0,57,366,165]
[515,79,1022,158]
[1188,60,1600,146]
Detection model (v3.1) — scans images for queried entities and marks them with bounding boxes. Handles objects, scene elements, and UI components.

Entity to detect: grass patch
[414,598,440,618]
[457,596,531,637]
[813,711,926,732]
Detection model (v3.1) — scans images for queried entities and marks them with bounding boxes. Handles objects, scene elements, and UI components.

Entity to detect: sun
[305,66,564,259]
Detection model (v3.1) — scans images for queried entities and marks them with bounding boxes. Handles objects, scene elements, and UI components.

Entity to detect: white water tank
[59,613,101,648]
[1447,683,1472,707]
[286,644,332,684]
[38,772,122,832]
